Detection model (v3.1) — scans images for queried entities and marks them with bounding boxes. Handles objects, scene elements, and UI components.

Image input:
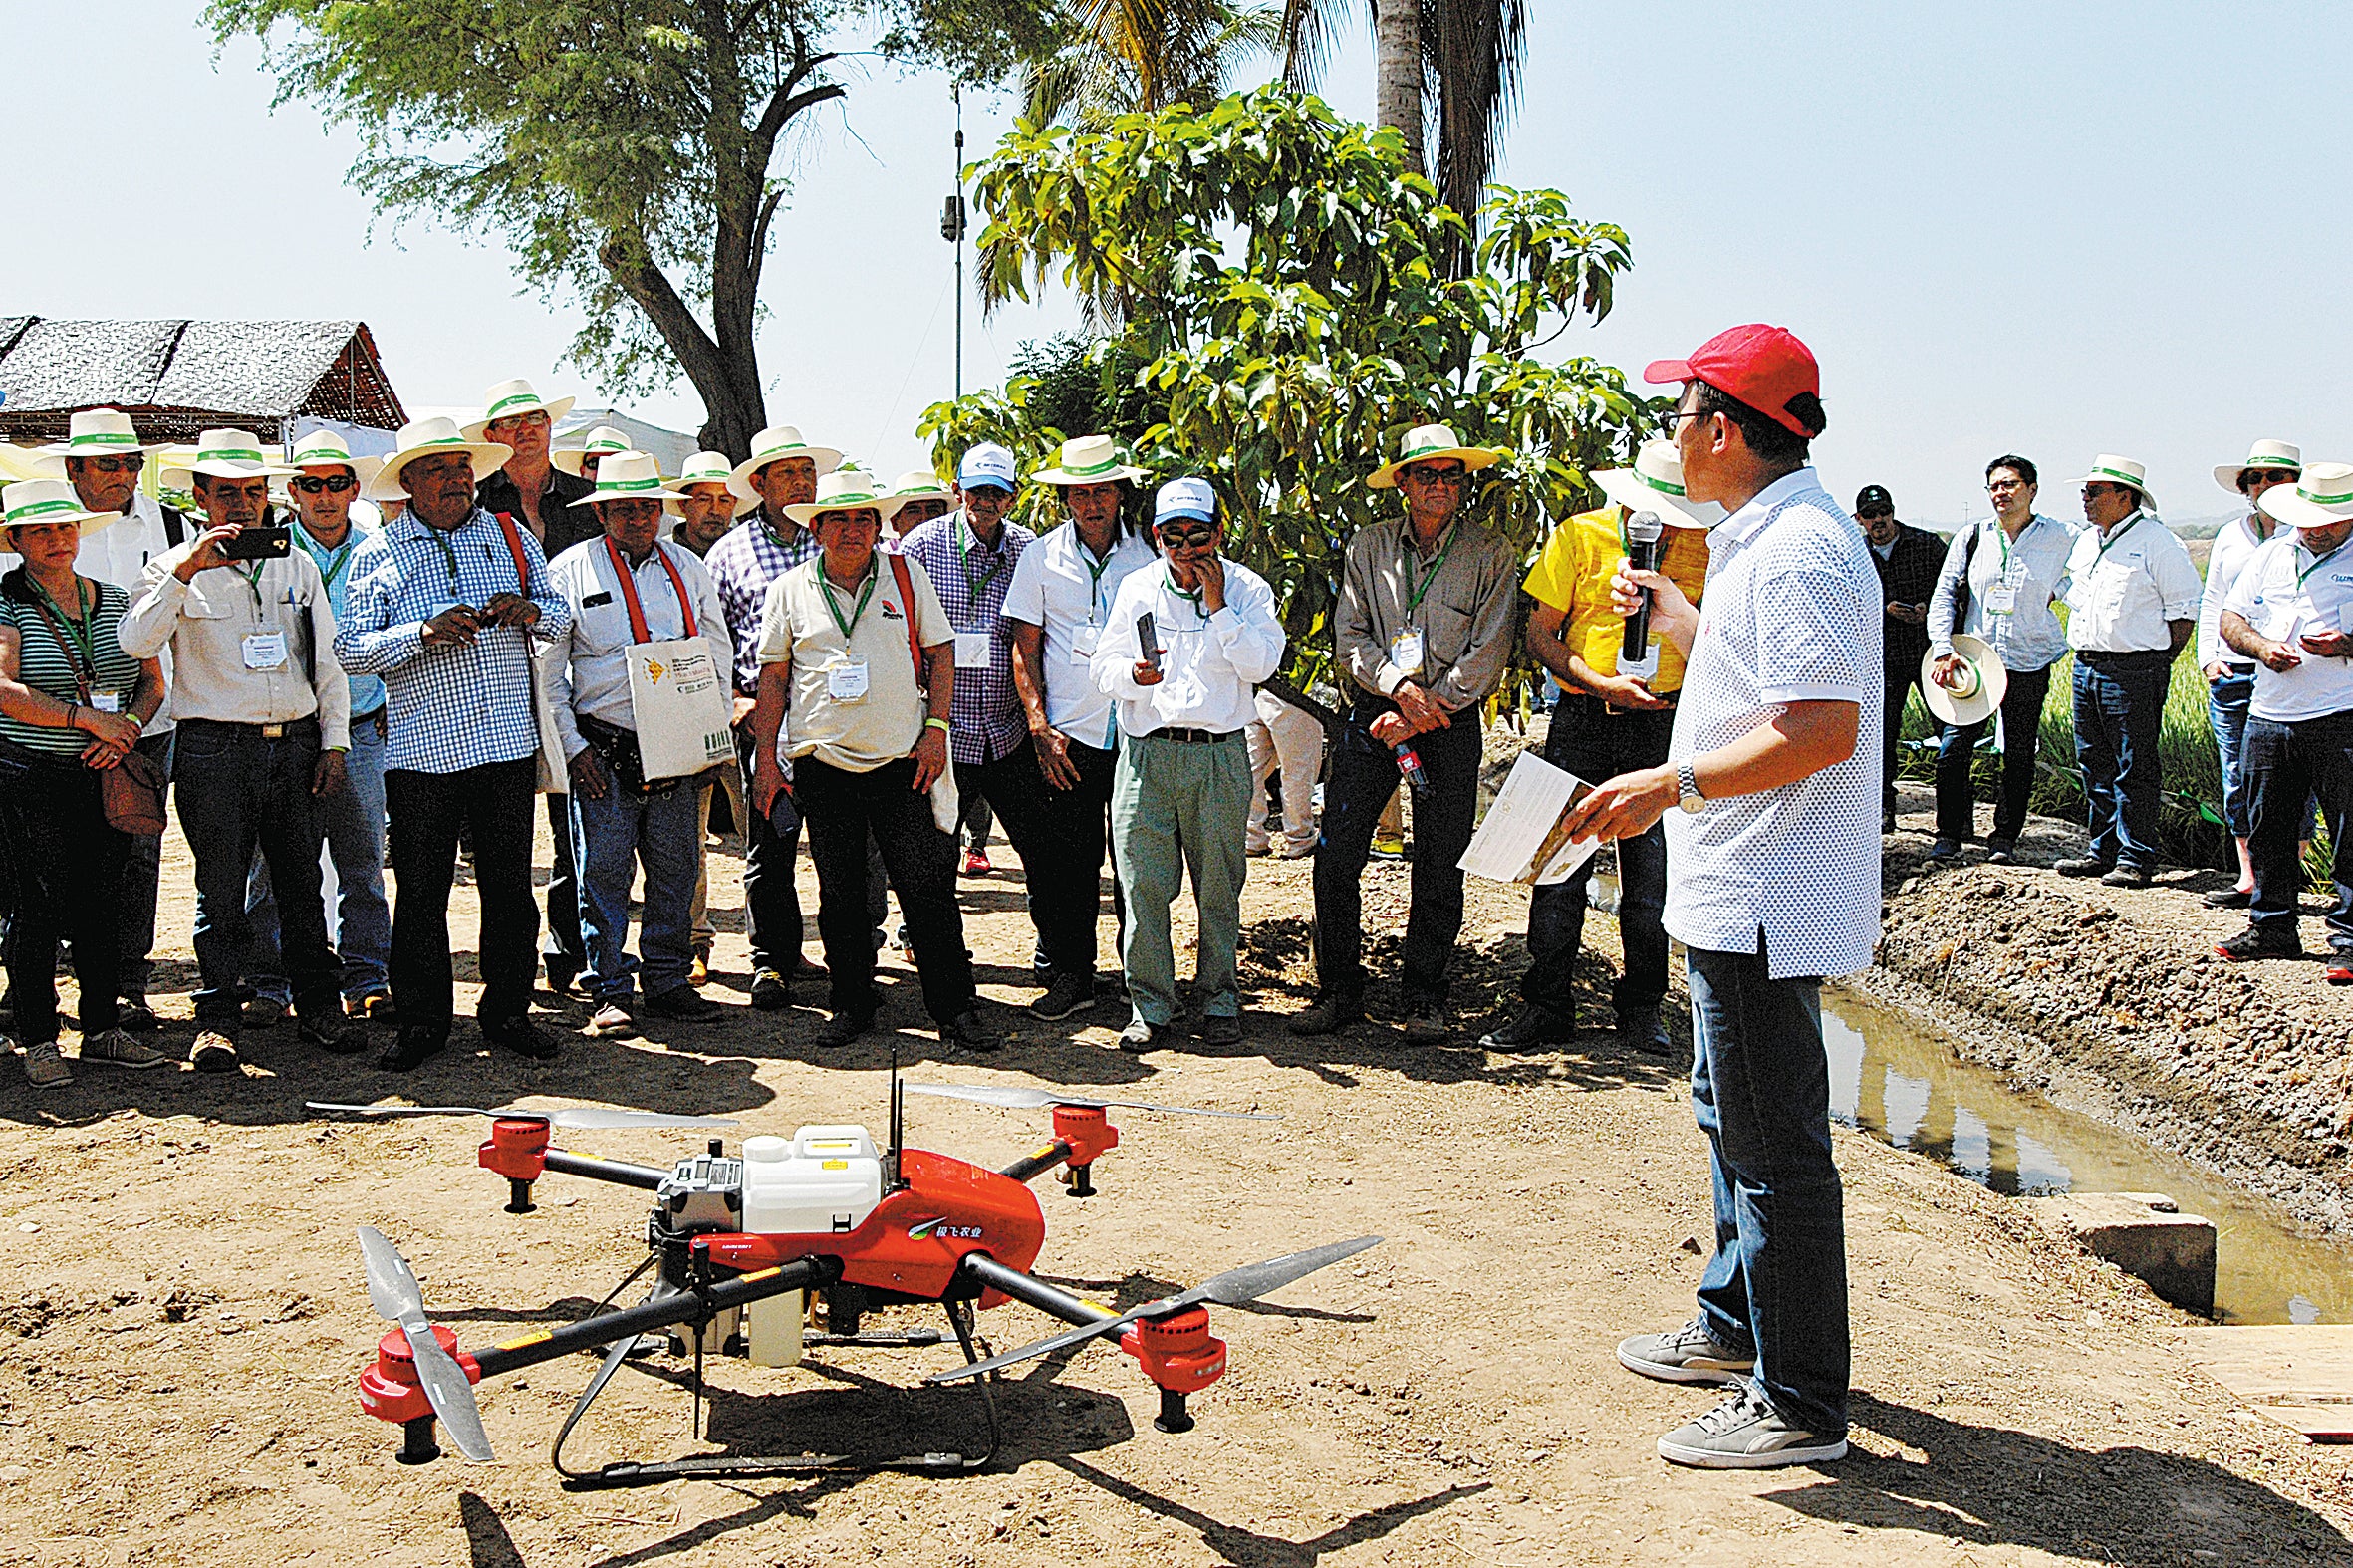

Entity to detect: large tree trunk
[1375,0,1424,176]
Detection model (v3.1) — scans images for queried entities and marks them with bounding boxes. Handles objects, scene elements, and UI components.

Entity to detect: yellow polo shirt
[1522,505,1710,694]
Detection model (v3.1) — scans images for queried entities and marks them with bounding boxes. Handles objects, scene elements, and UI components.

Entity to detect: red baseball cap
[1644,324,1825,439]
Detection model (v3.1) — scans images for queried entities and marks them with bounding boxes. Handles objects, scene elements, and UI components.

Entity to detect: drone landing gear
[553,1298,1002,1486]
[398,1415,442,1464]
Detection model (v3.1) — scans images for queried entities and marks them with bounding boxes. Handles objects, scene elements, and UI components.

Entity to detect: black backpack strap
[159,502,186,549]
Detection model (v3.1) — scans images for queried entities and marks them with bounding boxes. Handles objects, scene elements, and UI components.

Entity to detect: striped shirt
[0,577,141,758]
[706,512,823,696]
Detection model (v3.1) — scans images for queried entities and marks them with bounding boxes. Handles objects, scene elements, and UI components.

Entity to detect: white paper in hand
[1458,751,1605,887]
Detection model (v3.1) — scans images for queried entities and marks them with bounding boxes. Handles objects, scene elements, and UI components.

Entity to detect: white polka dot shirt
[1664,468,1884,979]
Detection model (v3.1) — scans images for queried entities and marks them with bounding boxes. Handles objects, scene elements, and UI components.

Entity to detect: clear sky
[6,2,2348,524]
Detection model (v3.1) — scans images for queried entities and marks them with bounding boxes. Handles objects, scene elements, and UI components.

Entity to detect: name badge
[827,658,871,702]
[1390,628,1425,676]
[1983,583,2018,615]
[1071,623,1103,661]
[953,630,992,669]
[92,691,124,714]
[242,631,290,671]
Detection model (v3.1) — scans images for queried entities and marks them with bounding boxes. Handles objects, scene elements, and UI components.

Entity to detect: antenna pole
[953,85,966,400]
[887,1042,906,1193]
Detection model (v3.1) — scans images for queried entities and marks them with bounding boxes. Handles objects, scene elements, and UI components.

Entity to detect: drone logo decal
[907,1217,982,1241]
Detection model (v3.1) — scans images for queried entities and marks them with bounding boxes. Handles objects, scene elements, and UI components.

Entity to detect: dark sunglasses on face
[2240,468,2298,491]
[82,454,145,474]
[1159,523,1215,548]
[292,474,358,494]
[1986,479,2024,493]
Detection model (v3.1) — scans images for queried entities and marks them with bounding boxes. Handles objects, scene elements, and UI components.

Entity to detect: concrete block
[2022,1190,2217,1316]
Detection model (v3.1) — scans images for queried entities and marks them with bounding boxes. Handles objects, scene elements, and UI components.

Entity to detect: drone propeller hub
[1120,1306,1225,1396]
[360,1324,473,1428]
[1050,1103,1118,1168]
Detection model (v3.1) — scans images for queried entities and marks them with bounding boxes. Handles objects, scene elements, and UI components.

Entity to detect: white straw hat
[1,477,120,537]
[159,428,298,482]
[285,429,384,488]
[673,450,757,516]
[783,469,908,528]
[566,450,688,510]
[889,470,953,500]
[2075,454,2154,507]
[461,378,575,439]
[36,407,160,459]
[727,426,845,501]
[552,424,638,477]
[1591,440,1725,532]
[2255,462,2353,533]
[1920,634,2009,727]
[2213,439,2301,496]
[1367,424,1505,490]
[365,416,516,501]
[1032,434,1148,487]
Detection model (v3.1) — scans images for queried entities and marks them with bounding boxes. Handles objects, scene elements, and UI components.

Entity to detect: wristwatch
[1677,761,1706,814]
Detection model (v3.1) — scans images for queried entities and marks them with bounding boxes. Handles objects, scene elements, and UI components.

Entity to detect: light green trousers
[1111,731,1252,1027]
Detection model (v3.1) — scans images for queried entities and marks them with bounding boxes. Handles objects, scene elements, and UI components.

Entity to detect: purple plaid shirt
[705,511,822,695]
[901,510,1036,764]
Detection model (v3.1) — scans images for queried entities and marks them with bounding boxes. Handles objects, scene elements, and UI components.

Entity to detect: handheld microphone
[1621,509,1664,664]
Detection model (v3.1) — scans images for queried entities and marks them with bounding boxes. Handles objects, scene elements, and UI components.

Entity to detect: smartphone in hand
[1137,612,1162,672]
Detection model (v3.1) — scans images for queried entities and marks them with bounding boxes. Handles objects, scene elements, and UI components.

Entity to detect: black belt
[2076,649,2174,669]
[1557,690,1677,718]
[1147,727,1242,744]
[179,714,321,741]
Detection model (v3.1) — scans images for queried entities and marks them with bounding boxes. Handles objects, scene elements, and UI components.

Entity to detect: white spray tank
[740,1127,885,1367]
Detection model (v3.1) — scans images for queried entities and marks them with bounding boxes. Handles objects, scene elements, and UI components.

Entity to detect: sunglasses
[1158,522,1216,548]
[292,474,358,494]
[1985,479,2026,493]
[80,454,145,474]
[2240,468,2299,491]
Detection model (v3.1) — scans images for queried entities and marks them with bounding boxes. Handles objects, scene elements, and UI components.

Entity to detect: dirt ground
[6,813,2353,1567]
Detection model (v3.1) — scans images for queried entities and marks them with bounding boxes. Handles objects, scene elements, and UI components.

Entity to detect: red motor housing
[1121,1307,1226,1393]
[1051,1104,1118,1168]
[359,1325,482,1426]
[478,1118,550,1182]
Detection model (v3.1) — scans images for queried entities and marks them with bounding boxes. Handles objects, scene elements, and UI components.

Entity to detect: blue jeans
[2246,712,2353,955]
[2210,672,2258,838]
[1522,697,1672,1017]
[1688,942,1849,1437]
[572,773,703,1004]
[172,718,339,1032]
[2072,653,2170,868]
[247,710,392,1002]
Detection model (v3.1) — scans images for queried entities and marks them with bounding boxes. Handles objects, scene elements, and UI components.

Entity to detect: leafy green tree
[1023,0,1279,131]
[922,85,1648,685]
[208,0,1050,455]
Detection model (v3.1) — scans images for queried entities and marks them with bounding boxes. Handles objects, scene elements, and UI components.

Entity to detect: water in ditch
[1822,989,2353,1325]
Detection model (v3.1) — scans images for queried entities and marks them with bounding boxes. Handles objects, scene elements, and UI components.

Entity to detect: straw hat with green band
[2073,454,2155,508]
[783,468,909,527]
[552,424,636,478]
[1590,439,1725,532]
[2255,461,2353,533]
[160,427,298,481]
[2213,438,2301,496]
[285,429,384,488]
[36,407,161,459]
[889,469,952,500]
[727,425,845,500]
[566,450,689,511]
[460,378,576,439]
[1920,633,2008,728]
[1,477,119,538]
[1031,433,1148,486]
[1366,423,1506,489]
[364,415,516,501]
[675,449,759,516]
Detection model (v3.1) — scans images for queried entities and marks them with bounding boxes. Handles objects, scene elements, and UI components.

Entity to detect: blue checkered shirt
[901,510,1036,764]
[335,507,572,774]
[706,512,822,696]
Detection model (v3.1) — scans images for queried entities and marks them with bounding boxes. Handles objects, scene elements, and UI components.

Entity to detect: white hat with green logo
[1031,433,1148,487]
[461,378,576,439]
[2214,438,2301,496]
[1921,633,2009,727]
[285,429,384,487]
[1,477,119,538]
[728,425,845,500]
[1591,439,1724,532]
[1367,423,1506,490]
[553,424,636,478]
[567,450,688,511]
[675,449,758,516]
[160,428,299,482]
[2256,461,2353,533]
[890,470,952,500]
[36,407,160,459]
[783,468,909,527]
[365,415,517,501]
[2074,454,2154,507]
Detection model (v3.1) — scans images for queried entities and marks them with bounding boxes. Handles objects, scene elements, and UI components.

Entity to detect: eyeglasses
[1985,478,2026,493]
[1401,465,1467,487]
[292,474,357,494]
[1158,523,1215,548]
[1658,405,1710,437]
[80,454,145,474]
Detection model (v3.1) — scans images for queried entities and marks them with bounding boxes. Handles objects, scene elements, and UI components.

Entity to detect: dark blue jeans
[2072,652,2171,868]
[1522,696,1672,1018]
[172,718,339,1032]
[1312,699,1481,1003]
[1688,942,1849,1438]
[2246,712,2353,955]
[1935,663,2052,845]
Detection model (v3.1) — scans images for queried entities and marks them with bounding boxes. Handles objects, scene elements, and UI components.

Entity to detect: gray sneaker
[21,1040,72,1089]
[1657,1384,1847,1469]
[82,1029,170,1070]
[1617,1317,1754,1385]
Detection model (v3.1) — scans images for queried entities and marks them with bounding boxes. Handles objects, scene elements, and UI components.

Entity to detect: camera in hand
[220,525,292,562]
[1621,509,1663,664]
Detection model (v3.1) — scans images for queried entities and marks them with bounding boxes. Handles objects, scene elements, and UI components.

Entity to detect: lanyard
[1988,518,2016,574]
[1081,540,1117,619]
[818,564,879,639]
[31,576,100,672]
[603,537,699,644]
[2296,539,2349,589]
[425,527,463,594]
[1167,565,1205,623]
[235,562,268,613]
[296,525,357,595]
[1404,523,1457,616]
[2092,513,2144,564]
[761,514,805,561]
[957,518,1006,602]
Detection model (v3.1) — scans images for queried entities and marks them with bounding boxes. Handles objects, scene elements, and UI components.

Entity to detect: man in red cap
[1556,325,1879,1470]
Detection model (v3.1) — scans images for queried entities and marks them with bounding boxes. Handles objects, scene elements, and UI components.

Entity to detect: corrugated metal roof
[0,319,183,410]
[153,320,364,416]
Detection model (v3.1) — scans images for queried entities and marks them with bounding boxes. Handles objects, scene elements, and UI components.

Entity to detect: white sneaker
[1658,1385,1848,1469]
[1617,1318,1754,1385]
[21,1040,72,1089]
[82,1029,170,1070]
[584,1002,636,1037]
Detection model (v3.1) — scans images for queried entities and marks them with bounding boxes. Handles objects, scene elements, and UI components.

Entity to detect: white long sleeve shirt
[74,492,185,735]
[2197,511,2273,672]
[1092,558,1285,736]
[543,535,732,758]
[119,542,352,749]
